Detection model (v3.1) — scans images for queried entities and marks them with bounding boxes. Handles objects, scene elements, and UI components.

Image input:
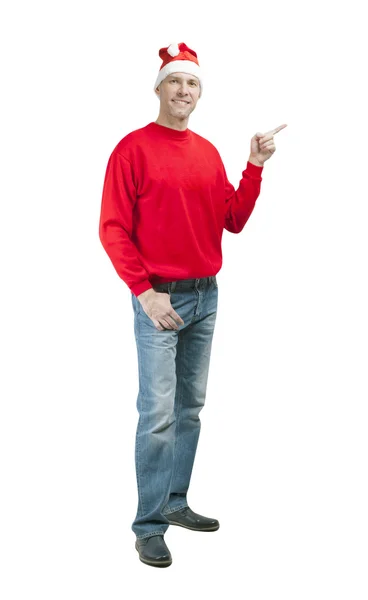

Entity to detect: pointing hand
[249,124,288,166]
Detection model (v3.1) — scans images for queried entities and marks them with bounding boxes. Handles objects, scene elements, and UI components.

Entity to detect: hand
[249,123,288,166]
[138,289,184,331]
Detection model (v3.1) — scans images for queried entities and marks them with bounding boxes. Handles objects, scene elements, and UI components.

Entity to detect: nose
[178,83,190,96]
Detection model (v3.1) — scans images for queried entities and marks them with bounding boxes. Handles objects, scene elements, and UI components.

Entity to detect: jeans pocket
[132,292,141,316]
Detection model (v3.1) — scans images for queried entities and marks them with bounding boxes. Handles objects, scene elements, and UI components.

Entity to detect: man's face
[155,72,201,119]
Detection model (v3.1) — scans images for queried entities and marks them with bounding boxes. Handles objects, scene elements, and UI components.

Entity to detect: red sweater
[99,121,263,297]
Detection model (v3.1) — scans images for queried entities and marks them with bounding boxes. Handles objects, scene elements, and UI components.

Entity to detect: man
[99,42,287,568]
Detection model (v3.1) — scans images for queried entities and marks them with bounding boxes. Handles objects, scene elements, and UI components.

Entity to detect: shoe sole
[167,520,220,532]
[135,543,172,568]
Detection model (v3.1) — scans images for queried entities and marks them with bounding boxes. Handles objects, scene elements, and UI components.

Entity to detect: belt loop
[170,281,177,293]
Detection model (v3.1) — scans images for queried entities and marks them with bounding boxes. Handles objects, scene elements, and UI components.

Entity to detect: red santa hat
[154,42,203,97]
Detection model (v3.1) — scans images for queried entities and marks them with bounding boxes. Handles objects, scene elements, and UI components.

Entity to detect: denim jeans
[130,276,218,539]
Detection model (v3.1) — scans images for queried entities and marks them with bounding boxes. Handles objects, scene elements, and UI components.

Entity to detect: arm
[99,151,153,297]
[223,160,263,234]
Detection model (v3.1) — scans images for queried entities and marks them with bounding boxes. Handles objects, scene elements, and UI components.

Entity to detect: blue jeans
[130,276,218,539]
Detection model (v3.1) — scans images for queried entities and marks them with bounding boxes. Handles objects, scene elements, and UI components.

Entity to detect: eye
[170,79,197,85]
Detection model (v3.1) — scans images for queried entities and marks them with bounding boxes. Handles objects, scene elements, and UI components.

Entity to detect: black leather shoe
[135,535,172,568]
[166,507,219,531]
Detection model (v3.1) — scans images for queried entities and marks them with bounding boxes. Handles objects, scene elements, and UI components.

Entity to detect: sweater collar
[147,121,191,141]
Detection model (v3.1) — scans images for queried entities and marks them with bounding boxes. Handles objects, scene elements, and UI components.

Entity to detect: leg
[163,284,218,514]
[131,293,179,539]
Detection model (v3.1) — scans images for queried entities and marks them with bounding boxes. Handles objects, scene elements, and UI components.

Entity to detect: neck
[155,114,189,131]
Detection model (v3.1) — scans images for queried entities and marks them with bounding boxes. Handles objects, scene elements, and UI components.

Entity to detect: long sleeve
[223,160,263,234]
[99,151,153,297]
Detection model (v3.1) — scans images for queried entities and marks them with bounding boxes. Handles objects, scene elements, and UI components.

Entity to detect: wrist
[248,156,264,167]
[138,287,156,303]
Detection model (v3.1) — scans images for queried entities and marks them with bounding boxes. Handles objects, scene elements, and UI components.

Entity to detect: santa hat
[154,42,203,97]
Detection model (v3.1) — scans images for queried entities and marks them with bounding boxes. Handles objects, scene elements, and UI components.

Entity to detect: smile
[173,100,189,105]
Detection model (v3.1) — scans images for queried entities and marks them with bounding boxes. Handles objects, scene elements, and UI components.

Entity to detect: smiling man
[99,42,285,568]
[155,71,200,129]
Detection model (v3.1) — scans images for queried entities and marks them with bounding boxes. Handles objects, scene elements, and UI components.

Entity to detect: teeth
[174,100,187,104]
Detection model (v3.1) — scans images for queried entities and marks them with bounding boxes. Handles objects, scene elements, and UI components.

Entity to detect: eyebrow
[169,75,199,82]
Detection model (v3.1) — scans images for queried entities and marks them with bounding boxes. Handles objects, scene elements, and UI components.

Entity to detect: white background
[1,0,367,598]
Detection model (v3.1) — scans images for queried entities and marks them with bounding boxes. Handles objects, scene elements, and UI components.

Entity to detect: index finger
[271,124,288,135]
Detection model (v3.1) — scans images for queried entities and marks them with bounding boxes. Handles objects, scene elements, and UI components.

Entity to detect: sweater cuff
[131,280,153,297]
[245,160,264,178]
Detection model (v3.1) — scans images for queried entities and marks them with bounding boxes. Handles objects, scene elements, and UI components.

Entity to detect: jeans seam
[135,314,145,517]
[136,530,166,540]
[168,333,185,506]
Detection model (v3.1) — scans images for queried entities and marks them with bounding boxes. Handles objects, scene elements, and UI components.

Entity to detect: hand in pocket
[138,289,184,331]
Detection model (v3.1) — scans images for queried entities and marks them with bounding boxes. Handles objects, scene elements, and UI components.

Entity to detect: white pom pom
[167,43,180,57]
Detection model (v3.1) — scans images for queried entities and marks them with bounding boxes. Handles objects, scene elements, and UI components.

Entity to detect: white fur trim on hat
[153,60,202,97]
